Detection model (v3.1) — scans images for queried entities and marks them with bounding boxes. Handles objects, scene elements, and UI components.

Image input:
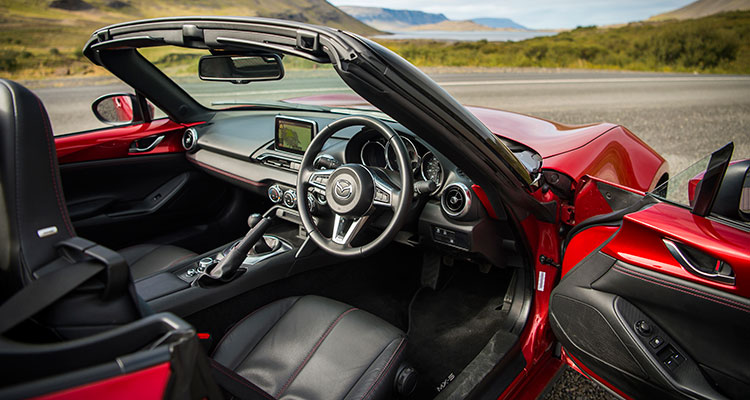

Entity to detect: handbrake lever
[206,213,273,282]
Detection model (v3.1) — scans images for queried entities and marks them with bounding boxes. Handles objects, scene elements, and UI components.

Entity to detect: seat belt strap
[0,260,104,334]
[209,360,274,400]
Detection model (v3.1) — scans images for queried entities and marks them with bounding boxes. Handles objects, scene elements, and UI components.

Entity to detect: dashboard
[184,110,519,266]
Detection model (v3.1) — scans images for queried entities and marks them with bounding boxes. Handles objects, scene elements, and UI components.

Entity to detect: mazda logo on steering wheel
[334,179,354,200]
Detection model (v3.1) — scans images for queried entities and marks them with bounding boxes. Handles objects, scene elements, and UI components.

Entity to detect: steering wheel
[297,116,413,257]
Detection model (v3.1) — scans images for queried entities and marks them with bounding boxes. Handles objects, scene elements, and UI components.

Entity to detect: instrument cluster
[356,134,445,195]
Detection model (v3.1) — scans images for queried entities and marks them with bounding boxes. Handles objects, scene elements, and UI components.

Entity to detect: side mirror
[92,93,136,125]
[712,159,750,223]
[199,55,284,84]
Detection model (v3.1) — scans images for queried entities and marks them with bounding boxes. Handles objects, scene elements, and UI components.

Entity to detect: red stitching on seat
[275,307,358,398]
[614,266,750,313]
[35,97,74,236]
[361,337,407,400]
[210,359,276,400]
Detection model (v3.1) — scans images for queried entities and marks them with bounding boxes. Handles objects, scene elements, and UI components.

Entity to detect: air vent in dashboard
[441,182,472,218]
[182,128,197,152]
[257,153,301,171]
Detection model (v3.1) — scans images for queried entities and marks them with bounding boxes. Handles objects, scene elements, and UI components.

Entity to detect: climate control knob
[268,184,282,203]
[282,189,297,208]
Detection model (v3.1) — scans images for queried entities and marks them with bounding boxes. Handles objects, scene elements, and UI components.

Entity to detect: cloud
[329,0,695,29]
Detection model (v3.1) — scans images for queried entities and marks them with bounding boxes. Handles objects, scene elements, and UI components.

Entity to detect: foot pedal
[394,363,418,396]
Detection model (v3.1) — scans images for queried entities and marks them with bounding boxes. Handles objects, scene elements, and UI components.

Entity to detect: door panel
[552,200,750,400]
[59,154,234,251]
[55,119,198,164]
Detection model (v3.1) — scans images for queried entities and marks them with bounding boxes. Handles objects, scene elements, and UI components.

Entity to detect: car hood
[284,94,616,159]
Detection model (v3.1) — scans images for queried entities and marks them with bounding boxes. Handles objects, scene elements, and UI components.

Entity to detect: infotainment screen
[274,116,317,155]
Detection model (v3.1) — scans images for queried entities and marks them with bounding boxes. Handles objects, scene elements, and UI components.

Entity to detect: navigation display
[275,117,316,155]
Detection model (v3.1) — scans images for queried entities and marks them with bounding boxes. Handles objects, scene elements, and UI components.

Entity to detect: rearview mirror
[199,55,284,83]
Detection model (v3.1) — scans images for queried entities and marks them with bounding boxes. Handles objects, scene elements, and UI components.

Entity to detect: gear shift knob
[247,213,263,228]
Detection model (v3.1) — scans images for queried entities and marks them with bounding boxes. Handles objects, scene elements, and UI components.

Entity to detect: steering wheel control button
[283,189,297,208]
[649,336,664,349]
[375,187,390,203]
[635,320,652,336]
[326,165,375,217]
[268,184,283,203]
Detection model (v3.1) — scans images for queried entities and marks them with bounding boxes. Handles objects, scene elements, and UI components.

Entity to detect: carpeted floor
[405,264,512,398]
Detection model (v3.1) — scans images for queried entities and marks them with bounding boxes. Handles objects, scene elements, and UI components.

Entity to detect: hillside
[377,10,750,74]
[651,0,750,20]
[472,18,527,30]
[406,20,499,32]
[339,6,447,31]
[0,0,380,78]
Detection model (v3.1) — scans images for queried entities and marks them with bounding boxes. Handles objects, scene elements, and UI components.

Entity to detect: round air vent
[182,128,198,151]
[441,182,472,218]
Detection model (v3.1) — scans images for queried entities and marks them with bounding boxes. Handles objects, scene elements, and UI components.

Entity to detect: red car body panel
[32,362,171,400]
[601,202,750,297]
[54,119,198,164]
[562,225,619,276]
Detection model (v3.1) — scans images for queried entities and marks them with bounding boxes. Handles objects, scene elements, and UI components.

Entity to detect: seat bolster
[120,244,197,280]
[343,336,408,400]
[212,297,301,369]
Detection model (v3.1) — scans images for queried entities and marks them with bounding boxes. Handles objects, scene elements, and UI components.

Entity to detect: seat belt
[209,360,274,400]
[0,237,129,334]
[0,260,103,334]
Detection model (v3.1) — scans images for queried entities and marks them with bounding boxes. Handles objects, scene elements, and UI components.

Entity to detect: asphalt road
[26,69,750,398]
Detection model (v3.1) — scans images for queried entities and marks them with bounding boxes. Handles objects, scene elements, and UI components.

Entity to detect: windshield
[140,48,362,111]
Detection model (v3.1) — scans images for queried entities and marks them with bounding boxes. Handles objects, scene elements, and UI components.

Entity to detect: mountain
[472,18,527,30]
[407,21,501,32]
[339,6,447,31]
[0,0,380,35]
[650,0,750,20]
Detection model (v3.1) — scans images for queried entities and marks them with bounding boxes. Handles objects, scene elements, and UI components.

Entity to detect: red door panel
[55,119,201,164]
[601,202,750,297]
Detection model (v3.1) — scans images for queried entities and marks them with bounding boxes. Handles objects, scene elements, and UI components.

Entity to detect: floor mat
[406,264,512,399]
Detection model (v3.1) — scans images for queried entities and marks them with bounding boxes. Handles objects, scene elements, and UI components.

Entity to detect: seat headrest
[0,79,75,284]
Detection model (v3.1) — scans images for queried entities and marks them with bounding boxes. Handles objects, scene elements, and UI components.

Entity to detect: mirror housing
[92,93,136,125]
[199,55,284,84]
[712,159,750,222]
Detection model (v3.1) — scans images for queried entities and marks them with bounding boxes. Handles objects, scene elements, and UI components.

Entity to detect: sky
[328,0,697,29]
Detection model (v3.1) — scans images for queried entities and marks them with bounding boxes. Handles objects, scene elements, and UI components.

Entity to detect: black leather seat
[212,295,407,400]
[0,78,195,283]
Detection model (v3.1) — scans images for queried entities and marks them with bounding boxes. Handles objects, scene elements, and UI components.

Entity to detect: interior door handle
[129,135,165,153]
[663,238,735,285]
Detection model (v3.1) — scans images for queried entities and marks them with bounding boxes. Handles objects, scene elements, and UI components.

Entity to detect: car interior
[0,39,538,398]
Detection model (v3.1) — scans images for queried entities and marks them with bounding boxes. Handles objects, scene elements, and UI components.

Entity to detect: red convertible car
[0,17,748,400]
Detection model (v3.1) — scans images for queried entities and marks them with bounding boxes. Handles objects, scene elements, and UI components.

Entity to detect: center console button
[283,189,297,208]
[268,184,283,203]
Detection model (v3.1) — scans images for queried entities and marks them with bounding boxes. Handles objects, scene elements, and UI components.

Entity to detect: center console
[133,208,334,317]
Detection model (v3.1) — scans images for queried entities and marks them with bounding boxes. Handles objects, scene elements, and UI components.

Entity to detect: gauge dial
[360,140,387,168]
[420,152,444,192]
[385,136,420,172]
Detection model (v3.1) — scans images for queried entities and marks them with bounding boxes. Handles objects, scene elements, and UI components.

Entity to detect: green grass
[376,11,750,74]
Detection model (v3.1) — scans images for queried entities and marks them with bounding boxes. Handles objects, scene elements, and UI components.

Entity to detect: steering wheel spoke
[332,214,369,247]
